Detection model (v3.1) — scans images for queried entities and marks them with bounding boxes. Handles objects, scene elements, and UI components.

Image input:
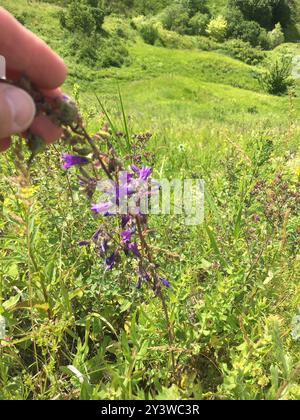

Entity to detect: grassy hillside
[0,0,299,400]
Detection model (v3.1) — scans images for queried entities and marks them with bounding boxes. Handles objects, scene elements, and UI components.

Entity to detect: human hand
[0,7,67,152]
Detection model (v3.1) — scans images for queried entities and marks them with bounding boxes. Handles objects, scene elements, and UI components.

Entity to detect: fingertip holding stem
[5,86,36,132]
[0,137,11,152]
[0,85,36,139]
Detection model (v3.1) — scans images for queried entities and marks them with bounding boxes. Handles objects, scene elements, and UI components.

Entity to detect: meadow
[0,0,299,400]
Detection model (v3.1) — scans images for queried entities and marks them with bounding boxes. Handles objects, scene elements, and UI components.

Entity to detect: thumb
[0,83,35,138]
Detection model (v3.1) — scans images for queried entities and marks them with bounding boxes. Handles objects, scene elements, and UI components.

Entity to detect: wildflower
[121,215,131,228]
[91,202,113,215]
[92,228,102,242]
[136,267,150,289]
[100,239,109,254]
[131,164,152,180]
[62,154,89,169]
[159,277,171,288]
[62,94,71,102]
[128,242,140,257]
[121,230,132,243]
[78,241,90,246]
[139,166,152,180]
[105,251,118,270]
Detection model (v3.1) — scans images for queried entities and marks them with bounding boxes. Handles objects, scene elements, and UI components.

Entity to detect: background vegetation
[0,0,299,400]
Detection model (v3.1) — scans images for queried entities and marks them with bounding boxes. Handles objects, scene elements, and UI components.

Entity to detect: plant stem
[135,215,176,378]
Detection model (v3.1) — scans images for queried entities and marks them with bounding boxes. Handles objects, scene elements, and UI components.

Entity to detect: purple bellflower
[62,154,89,169]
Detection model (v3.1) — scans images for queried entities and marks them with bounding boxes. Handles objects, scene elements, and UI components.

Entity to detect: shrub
[257,27,271,50]
[206,15,228,42]
[158,27,198,49]
[103,16,133,40]
[268,23,285,49]
[160,2,190,34]
[196,35,219,51]
[239,20,267,47]
[139,21,160,45]
[260,55,295,95]
[70,32,129,68]
[226,9,268,49]
[130,15,146,30]
[221,39,266,65]
[188,12,210,35]
[228,0,292,30]
[186,0,210,15]
[60,0,105,36]
[100,37,130,68]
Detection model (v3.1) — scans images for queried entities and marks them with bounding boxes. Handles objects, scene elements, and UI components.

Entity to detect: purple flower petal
[92,228,101,242]
[78,241,90,246]
[128,242,140,257]
[131,164,140,173]
[62,94,71,102]
[139,166,152,181]
[138,268,150,282]
[62,154,89,170]
[91,202,113,214]
[121,215,131,229]
[101,239,109,253]
[130,165,152,180]
[121,230,132,242]
[159,277,171,288]
[105,252,118,270]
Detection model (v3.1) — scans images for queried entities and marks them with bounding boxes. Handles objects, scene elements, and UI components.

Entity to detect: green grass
[0,0,299,400]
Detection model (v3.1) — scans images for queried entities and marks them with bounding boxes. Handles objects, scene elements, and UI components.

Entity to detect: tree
[189,12,210,35]
[186,0,209,15]
[227,0,292,30]
[268,22,285,48]
[206,15,228,42]
[161,2,190,34]
[261,55,294,95]
[60,0,105,35]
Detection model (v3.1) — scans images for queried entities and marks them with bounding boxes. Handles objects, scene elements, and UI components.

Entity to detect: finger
[40,88,62,99]
[0,137,11,152]
[0,83,35,138]
[0,7,67,89]
[30,115,63,144]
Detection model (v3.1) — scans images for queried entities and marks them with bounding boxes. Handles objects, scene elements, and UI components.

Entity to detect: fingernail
[5,87,36,133]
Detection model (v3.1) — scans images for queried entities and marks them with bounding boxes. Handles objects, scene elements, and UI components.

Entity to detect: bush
[160,2,190,34]
[72,34,99,64]
[226,8,268,49]
[257,27,271,50]
[238,20,267,47]
[99,37,130,68]
[196,35,219,51]
[188,12,210,35]
[268,23,285,49]
[103,16,133,40]
[130,15,146,30]
[260,55,295,95]
[158,27,199,49]
[187,0,209,15]
[139,21,160,45]
[221,39,266,65]
[206,15,228,42]
[228,0,292,30]
[60,0,105,36]
[70,32,129,68]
